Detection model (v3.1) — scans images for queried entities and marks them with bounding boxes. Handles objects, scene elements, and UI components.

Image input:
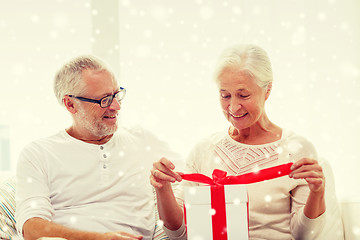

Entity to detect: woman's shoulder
[185,130,229,161]
[281,129,318,159]
[282,129,314,146]
[194,129,228,148]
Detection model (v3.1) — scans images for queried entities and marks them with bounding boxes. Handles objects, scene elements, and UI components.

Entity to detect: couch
[0,175,16,239]
[1,159,357,239]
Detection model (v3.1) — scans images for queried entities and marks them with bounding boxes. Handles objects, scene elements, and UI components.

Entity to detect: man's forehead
[82,68,110,78]
[81,69,119,96]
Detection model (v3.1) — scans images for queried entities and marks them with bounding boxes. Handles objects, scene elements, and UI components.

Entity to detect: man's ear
[63,96,78,114]
[265,82,272,100]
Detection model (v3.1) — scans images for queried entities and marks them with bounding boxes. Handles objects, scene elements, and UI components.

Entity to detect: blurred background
[0,0,359,199]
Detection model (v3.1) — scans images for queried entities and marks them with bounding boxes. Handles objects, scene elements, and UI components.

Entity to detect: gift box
[181,163,293,240]
[184,184,248,240]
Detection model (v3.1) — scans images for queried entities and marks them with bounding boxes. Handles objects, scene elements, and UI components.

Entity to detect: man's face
[74,69,121,138]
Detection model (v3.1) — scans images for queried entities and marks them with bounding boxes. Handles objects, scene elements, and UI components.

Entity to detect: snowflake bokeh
[0,0,359,201]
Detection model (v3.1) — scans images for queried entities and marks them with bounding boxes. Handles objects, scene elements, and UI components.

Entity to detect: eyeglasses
[68,87,126,108]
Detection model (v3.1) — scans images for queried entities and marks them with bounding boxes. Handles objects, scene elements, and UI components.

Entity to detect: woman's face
[218,67,269,130]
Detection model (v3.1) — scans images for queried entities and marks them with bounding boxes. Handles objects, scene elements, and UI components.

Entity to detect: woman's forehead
[219,72,256,87]
[217,67,263,90]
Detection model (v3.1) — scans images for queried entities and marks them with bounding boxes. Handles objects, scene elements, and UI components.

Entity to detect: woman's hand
[150,157,183,189]
[289,158,326,218]
[150,158,185,231]
[289,158,325,194]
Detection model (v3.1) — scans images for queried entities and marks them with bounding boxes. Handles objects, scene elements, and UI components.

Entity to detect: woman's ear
[63,96,78,114]
[265,82,272,100]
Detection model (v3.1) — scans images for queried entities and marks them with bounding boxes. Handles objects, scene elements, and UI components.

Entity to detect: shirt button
[100,146,104,150]
[103,154,107,158]
[103,164,107,169]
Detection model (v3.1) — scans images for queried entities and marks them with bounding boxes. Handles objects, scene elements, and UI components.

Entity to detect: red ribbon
[181,162,293,240]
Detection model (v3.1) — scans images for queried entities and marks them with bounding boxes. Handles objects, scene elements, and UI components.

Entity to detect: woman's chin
[230,119,252,131]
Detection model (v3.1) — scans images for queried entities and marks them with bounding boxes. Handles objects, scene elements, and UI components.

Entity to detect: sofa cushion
[0,175,17,239]
[152,186,169,240]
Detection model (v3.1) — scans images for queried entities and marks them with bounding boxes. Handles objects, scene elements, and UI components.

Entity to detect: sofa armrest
[341,197,360,240]
[0,175,18,239]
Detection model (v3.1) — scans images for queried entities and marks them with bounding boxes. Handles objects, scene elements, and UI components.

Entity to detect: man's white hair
[54,55,115,105]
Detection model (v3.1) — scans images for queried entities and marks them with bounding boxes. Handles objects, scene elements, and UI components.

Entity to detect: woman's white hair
[54,55,115,105]
[214,44,273,88]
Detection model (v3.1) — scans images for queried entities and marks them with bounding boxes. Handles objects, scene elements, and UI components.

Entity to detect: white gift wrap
[184,184,249,240]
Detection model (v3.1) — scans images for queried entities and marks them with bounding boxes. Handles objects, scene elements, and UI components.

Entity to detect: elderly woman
[150,44,328,239]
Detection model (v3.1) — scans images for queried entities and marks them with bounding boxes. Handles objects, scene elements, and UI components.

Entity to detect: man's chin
[92,121,117,137]
[101,124,118,136]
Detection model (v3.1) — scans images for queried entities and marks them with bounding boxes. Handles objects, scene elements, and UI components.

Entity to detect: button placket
[99,145,110,182]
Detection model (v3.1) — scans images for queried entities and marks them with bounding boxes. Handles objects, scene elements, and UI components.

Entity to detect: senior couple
[16,44,343,240]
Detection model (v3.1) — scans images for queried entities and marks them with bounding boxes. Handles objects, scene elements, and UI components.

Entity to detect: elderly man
[15,55,179,240]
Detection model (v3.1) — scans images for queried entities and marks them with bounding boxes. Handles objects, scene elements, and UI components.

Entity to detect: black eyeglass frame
[68,87,126,108]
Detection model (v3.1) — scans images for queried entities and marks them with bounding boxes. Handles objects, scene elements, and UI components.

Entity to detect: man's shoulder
[117,124,147,136]
[21,130,68,152]
[115,124,160,142]
[189,129,228,152]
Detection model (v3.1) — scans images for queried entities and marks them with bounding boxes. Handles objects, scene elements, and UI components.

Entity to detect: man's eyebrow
[94,92,110,99]
[220,88,247,91]
[97,89,119,98]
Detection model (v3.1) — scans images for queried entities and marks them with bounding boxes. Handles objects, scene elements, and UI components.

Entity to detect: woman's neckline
[226,127,285,147]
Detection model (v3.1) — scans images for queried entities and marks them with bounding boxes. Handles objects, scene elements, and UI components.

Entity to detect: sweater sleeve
[286,134,327,239]
[290,186,327,240]
[162,220,187,240]
[313,158,344,239]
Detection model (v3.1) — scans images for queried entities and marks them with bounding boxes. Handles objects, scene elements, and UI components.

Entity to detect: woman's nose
[229,98,241,113]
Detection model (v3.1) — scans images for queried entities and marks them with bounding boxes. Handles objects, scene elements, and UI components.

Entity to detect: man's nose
[108,98,121,110]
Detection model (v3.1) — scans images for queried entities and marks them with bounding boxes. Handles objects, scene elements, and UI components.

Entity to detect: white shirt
[15,125,181,240]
